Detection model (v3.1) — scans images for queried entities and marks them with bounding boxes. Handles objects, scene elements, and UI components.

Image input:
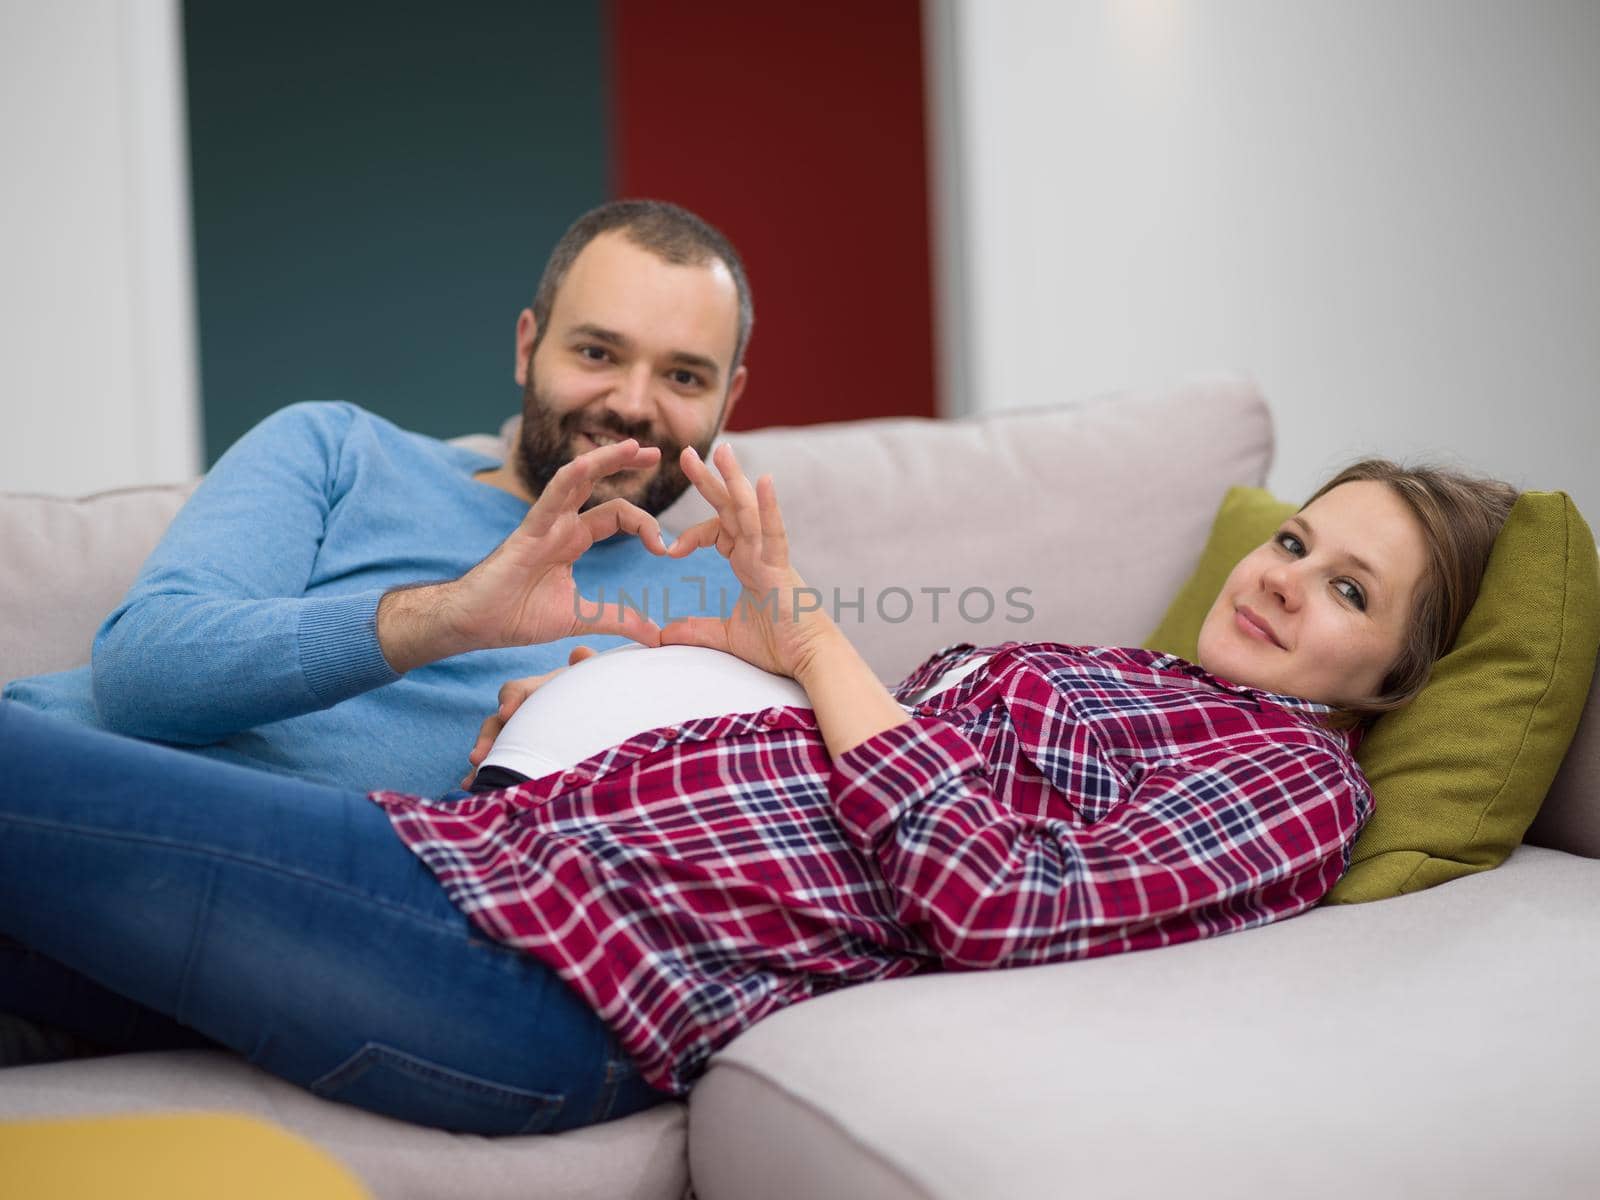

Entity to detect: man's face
[513,231,748,515]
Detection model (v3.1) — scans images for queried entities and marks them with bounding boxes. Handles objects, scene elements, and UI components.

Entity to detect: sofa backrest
[3,378,1595,859]
[655,378,1274,682]
[1526,677,1600,858]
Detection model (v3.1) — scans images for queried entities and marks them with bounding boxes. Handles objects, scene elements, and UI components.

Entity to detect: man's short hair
[530,199,754,371]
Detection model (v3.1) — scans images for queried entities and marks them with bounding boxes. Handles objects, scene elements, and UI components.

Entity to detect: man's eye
[1273,531,1305,556]
[669,369,704,388]
[578,346,610,363]
[1334,579,1368,611]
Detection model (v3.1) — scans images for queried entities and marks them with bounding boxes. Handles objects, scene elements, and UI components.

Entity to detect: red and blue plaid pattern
[371,644,1370,1094]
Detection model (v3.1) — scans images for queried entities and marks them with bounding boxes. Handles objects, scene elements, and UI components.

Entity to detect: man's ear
[717,365,749,432]
[514,309,538,387]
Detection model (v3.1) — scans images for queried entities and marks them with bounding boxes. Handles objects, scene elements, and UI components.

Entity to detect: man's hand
[460,645,596,787]
[378,440,668,674]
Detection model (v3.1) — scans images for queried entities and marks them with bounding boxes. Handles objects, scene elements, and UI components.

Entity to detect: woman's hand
[660,444,834,678]
[378,440,668,673]
[460,645,597,787]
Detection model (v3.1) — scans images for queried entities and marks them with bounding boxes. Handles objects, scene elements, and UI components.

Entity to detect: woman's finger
[756,474,791,567]
[680,444,730,498]
[469,712,504,764]
[464,711,505,783]
[496,672,547,717]
[711,443,762,538]
[680,446,736,523]
[666,516,723,558]
[463,655,591,788]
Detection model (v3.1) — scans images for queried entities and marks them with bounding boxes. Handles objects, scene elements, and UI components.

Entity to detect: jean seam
[588,1063,622,1124]
[0,811,467,941]
[173,858,219,1030]
[310,1041,567,1134]
[312,1043,565,1104]
[588,1046,645,1123]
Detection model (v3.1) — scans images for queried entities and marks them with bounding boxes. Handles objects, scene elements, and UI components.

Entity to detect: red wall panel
[609,0,937,431]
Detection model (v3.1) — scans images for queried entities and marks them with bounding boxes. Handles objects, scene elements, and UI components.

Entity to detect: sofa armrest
[0,483,197,691]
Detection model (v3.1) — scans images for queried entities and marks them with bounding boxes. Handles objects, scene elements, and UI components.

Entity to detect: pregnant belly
[481,644,812,782]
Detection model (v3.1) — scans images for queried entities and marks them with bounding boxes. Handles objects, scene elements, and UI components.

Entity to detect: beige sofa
[2,379,1596,1199]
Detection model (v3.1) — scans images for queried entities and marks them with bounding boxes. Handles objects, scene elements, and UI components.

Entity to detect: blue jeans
[0,702,668,1134]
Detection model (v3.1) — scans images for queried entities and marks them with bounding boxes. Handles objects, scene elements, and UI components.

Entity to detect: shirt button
[761,709,781,727]
[562,770,588,786]
[660,726,680,742]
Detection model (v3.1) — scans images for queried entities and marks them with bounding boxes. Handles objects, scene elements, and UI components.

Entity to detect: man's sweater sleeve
[92,403,398,743]
[831,721,1362,969]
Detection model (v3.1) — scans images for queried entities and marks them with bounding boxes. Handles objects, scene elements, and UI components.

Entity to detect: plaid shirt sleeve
[831,717,1364,969]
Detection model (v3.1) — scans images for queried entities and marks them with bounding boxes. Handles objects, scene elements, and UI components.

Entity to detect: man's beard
[514,377,714,517]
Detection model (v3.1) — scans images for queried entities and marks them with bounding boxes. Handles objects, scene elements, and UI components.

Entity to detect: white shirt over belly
[481,644,812,781]
[481,643,995,783]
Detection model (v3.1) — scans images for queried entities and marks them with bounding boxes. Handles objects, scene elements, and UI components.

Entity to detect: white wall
[950,0,1599,517]
[0,0,199,496]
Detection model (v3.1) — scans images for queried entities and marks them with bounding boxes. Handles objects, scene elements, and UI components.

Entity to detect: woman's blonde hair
[1305,460,1518,720]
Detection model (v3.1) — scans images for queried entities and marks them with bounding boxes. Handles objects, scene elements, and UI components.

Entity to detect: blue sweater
[3,402,740,795]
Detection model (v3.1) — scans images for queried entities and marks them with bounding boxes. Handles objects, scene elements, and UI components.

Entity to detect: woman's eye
[1273,531,1305,556]
[1334,579,1368,611]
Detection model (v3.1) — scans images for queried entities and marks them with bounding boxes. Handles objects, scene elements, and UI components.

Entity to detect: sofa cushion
[691,846,1600,1200]
[1145,486,1600,897]
[1,382,1272,698]
[0,1050,688,1200]
[658,377,1274,683]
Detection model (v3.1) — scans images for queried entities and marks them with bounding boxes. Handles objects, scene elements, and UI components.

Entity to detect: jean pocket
[310,1041,565,1135]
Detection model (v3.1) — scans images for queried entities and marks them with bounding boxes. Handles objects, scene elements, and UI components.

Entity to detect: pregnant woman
[0,441,1514,1135]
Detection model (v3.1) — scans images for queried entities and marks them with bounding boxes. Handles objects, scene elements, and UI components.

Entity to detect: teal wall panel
[184,0,607,463]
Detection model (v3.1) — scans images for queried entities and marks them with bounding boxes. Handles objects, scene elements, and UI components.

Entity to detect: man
[1,200,750,796]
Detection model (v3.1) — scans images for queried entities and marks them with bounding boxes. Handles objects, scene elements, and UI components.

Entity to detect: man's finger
[569,596,663,648]
[579,498,668,554]
[661,617,732,653]
[536,440,660,520]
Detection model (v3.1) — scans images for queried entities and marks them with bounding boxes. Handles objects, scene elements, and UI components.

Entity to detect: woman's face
[1196,481,1430,707]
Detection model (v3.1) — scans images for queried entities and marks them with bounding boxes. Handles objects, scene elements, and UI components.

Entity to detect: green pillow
[1145,486,1600,903]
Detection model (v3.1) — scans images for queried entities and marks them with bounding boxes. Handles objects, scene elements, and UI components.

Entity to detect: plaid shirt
[371,643,1371,1094]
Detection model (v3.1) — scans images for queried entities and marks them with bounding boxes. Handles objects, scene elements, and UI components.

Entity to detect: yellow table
[0,1112,370,1199]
